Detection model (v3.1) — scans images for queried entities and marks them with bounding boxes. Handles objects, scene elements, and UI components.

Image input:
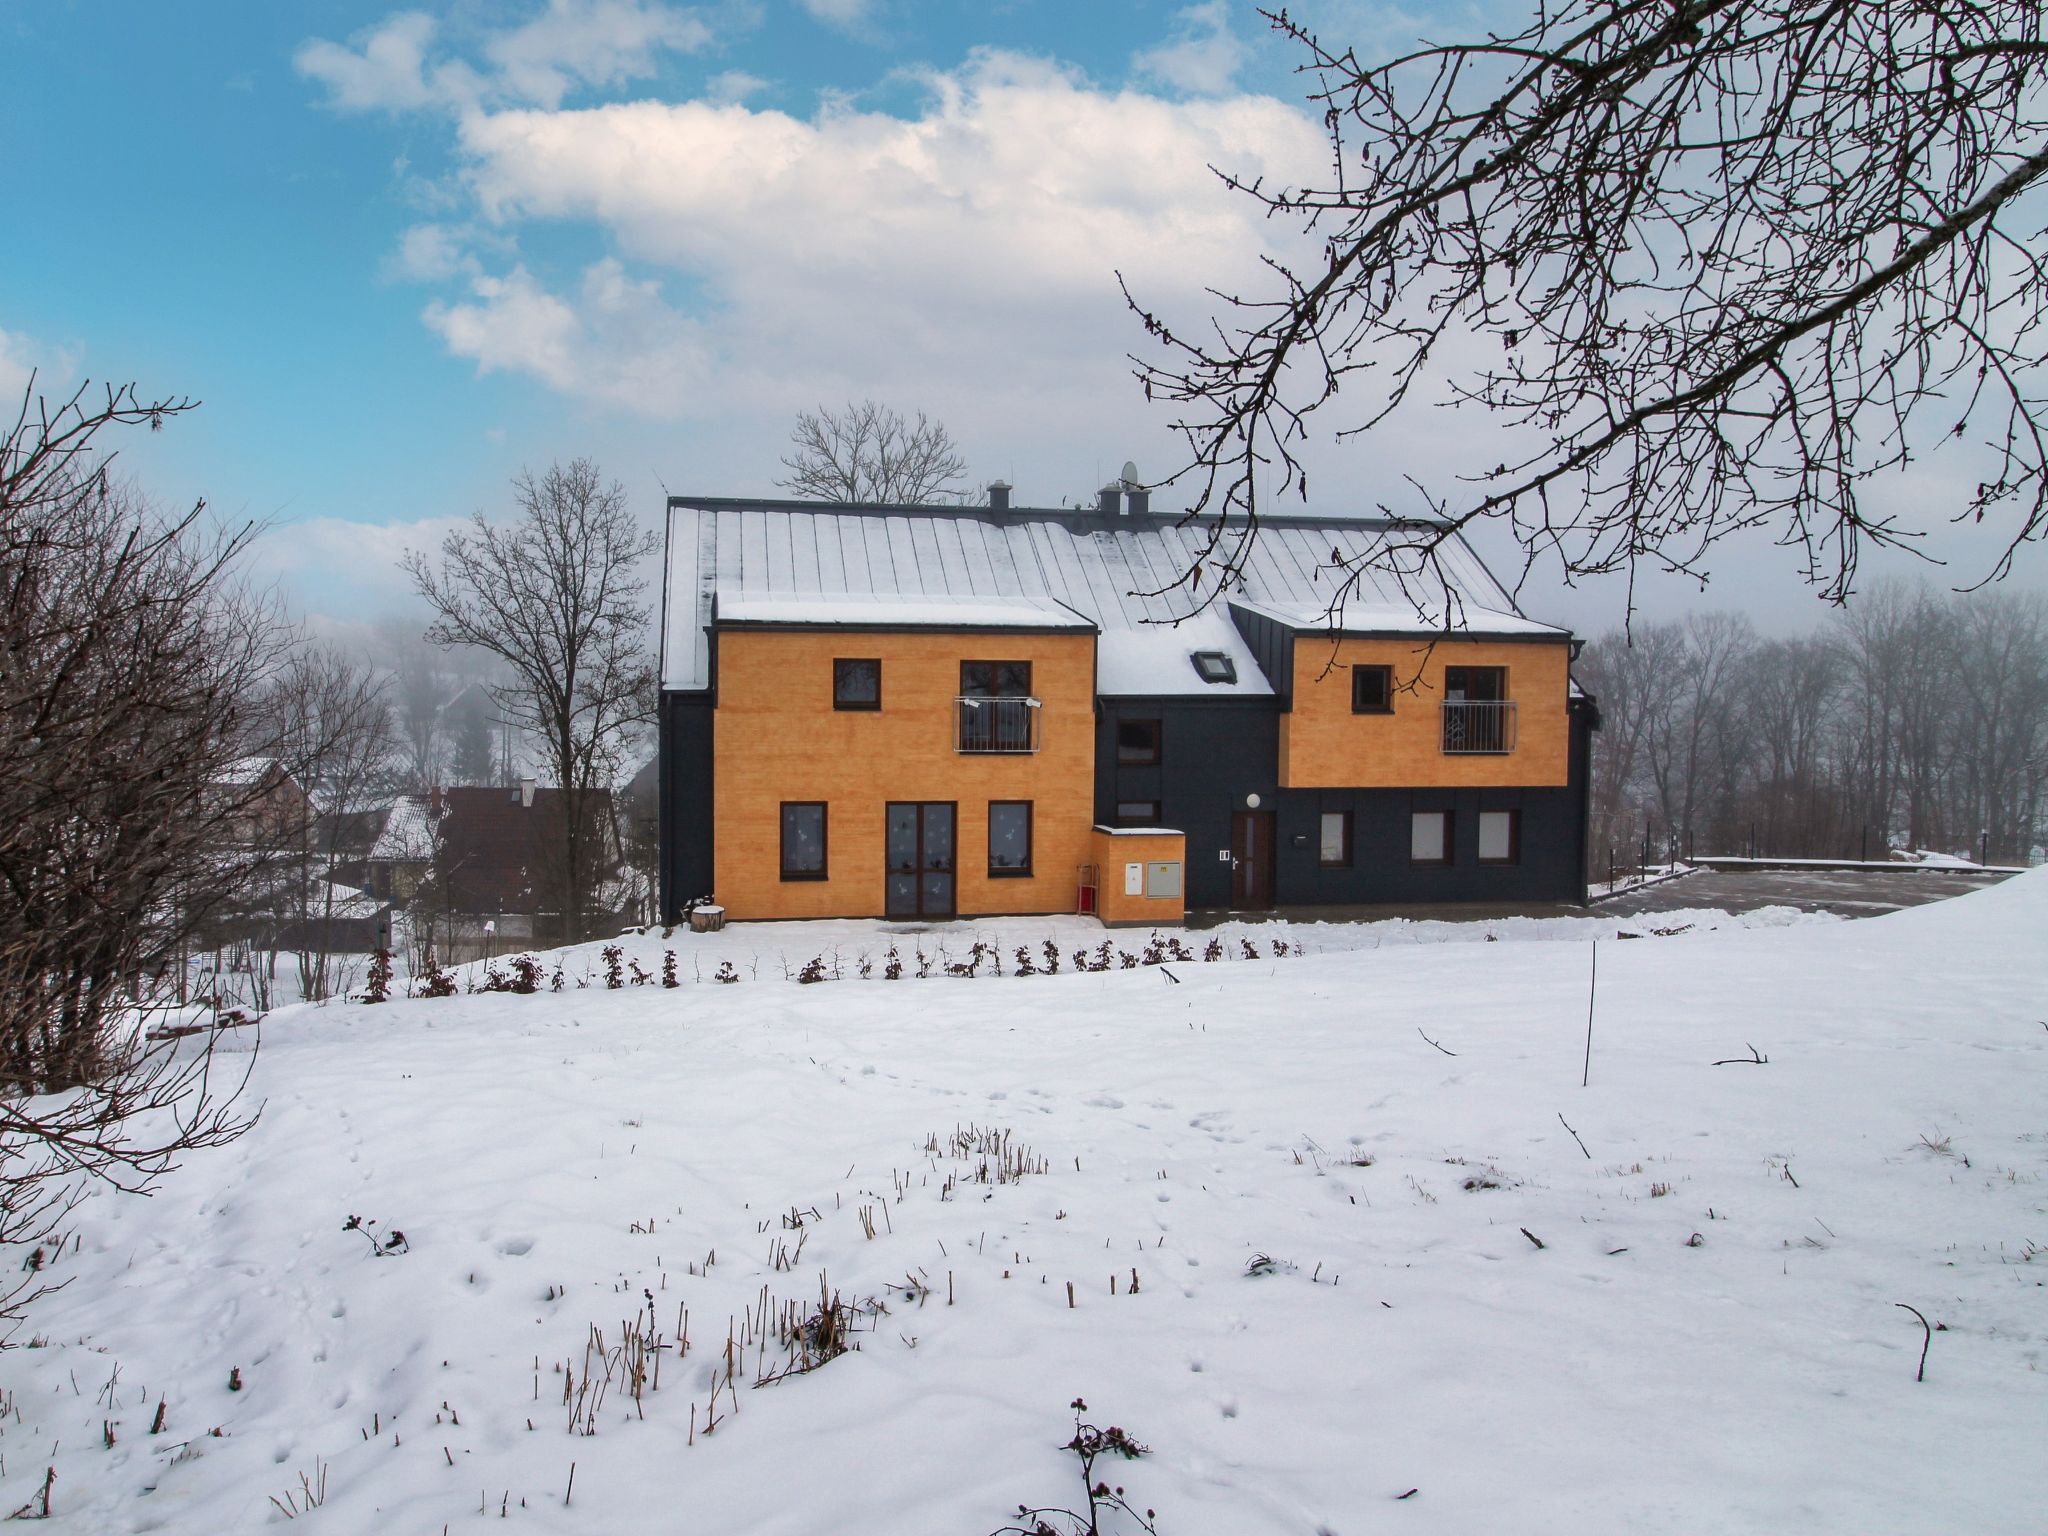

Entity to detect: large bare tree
[777,400,969,504]
[1130,2,2048,609]
[1,379,269,1326]
[404,459,657,945]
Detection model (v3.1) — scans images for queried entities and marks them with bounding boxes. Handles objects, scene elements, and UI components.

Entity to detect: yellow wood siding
[1280,638,1572,788]
[712,629,1097,919]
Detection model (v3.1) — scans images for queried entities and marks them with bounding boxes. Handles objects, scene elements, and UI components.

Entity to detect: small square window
[1116,799,1162,826]
[1410,810,1451,865]
[833,658,881,710]
[1117,719,1161,766]
[1191,651,1236,685]
[1351,665,1393,714]
[988,800,1033,877]
[781,802,828,880]
[1319,810,1352,867]
[1478,809,1520,864]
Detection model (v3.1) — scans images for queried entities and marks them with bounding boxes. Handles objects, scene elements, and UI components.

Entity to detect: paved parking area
[1598,865,2021,918]
[1191,865,2024,927]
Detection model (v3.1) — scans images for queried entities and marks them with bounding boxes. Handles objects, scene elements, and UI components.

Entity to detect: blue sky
[4,1,2035,635]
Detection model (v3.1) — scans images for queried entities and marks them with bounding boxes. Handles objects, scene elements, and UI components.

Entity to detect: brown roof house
[411,781,625,960]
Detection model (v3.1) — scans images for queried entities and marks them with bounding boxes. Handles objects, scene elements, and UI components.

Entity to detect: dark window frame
[1116,718,1162,766]
[1115,799,1163,827]
[1351,665,1394,714]
[1477,808,1522,866]
[959,659,1033,698]
[833,657,881,711]
[987,799,1034,878]
[1444,665,1508,702]
[779,801,829,881]
[1191,650,1237,685]
[1410,809,1453,867]
[1318,809,1354,868]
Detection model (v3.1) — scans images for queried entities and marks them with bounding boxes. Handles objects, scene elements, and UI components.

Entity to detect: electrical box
[1144,861,1183,899]
[1124,862,1143,895]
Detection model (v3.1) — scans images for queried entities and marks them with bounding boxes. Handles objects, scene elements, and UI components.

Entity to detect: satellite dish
[1120,459,1139,486]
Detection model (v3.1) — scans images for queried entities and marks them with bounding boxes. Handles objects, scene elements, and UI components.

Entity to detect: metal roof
[661,497,1559,696]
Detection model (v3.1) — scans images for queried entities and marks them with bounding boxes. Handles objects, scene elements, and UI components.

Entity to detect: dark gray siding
[1098,694,1592,910]
[1226,604,1295,708]
[1096,697,1283,909]
[659,692,715,919]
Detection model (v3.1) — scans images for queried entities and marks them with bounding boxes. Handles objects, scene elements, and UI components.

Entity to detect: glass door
[886,802,956,918]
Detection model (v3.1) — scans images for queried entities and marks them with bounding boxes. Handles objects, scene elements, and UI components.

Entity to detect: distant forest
[1578,581,2048,871]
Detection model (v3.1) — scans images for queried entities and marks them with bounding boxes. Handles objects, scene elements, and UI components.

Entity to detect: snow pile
[4,875,2043,1533]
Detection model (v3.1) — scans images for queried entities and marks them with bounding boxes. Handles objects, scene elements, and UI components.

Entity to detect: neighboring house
[343,791,444,904]
[426,783,624,953]
[657,485,1599,925]
[210,755,316,850]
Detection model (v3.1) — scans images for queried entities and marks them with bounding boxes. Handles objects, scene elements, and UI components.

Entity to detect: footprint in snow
[495,1236,536,1257]
[1084,1095,1124,1109]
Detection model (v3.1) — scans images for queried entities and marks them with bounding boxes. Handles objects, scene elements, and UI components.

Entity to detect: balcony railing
[956,696,1041,754]
[1441,700,1517,754]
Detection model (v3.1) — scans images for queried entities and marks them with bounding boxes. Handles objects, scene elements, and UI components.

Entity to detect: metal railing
[1440,699,1517,754]
[955,696,1041,754]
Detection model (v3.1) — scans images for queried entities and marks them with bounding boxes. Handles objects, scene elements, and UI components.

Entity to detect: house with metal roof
[657,483,1598,924]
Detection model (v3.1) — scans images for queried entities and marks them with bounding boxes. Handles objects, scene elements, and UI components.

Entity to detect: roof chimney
[988,480,1011,513]
[429,784,443,818]
[519,777,536,809]
[1125,485,1150,516]
[1098,482,1122,517]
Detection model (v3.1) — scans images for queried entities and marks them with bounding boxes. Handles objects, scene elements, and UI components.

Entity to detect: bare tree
[404,459,657,945]
[379,618,447,792]
[270,645,398,1002]
[777,400,969,504]
[1,378,269,1326]
[1130,3,2048,610]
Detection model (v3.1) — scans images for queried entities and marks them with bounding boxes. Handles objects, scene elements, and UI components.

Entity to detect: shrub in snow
[991,1400,1157,1536]
[662,951,678,988]
[602,945,625,989]
[796,956,828,984]
[884,946,902,981]
[713,961,739,985]
[362,948,394,1004]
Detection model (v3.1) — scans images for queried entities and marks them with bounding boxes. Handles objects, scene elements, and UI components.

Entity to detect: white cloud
[485,0,712,109]
[297,2,709,115]
[423,260,711,416]
[704,69,769,105]
[295,12,471,113]
[384,222,482,282]
[800,0,873,33]
[436,51,1319,420]
[0,327,82,406]
[1134,2,1248,96]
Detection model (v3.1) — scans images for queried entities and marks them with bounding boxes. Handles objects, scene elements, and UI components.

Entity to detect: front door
[886,802,956,919]
[1231,810,1276,908]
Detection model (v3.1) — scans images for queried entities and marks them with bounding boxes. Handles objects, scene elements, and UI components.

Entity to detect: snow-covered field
[5,880,2044,1533]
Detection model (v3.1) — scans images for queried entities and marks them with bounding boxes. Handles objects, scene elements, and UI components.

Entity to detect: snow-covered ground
[5,879,2044,1533]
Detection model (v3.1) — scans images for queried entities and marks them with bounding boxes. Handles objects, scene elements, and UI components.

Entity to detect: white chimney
[519,777,536,808]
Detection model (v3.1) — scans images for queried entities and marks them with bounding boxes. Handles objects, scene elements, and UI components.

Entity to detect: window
[1351,665,1393,714]
[1191,651,1237,685]
[1116,799,1162,826]
[833,658,881,710]
[1319,810,1353,867]
[960,660,1032,697]
[988,801,1033,877]
[1478,809,1520,864]
[1410,810,1451,865]
[1117,719,1161,765]
[780,802,827,880]
[1444,666,1506,702]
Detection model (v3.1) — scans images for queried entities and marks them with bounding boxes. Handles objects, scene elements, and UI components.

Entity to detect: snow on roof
[368,795,441,863]
[1227,596,1567,639]
[660,500,1564,696]
[715,592,1092,630]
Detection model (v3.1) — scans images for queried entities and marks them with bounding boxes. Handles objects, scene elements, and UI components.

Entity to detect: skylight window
[1191,650,1236,685]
